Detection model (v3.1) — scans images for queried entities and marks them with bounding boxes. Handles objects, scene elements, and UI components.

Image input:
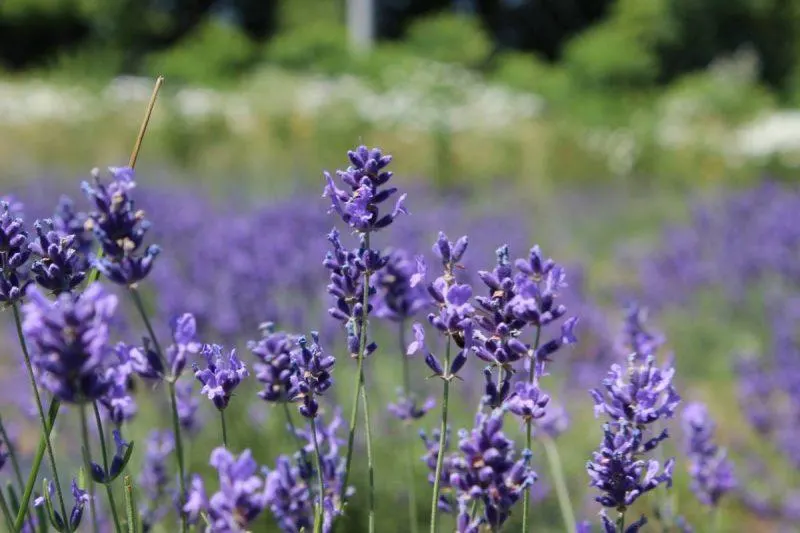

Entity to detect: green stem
[79,406,98,533]
[617,509,626,533]
[93,403,123,533]
[521,326,541,532]
[399,324,419,533]
[123,476,137,533]
[129,287,187,533]
[711,505,722,533]
[11,303,70,533]
[310,418,326,533]
[0,416,32,529]
[12,399,60,531]
[360,373,375,533]
[0,487,15,532]
[540,434,576,533]
[337,230,373,524]
[429,339,452,533]
[220,410,228,448]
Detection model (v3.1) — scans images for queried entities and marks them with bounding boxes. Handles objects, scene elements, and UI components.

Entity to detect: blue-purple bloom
[99,348,137,425]
[373,248,430,322]
[504,382,550,423]
[287,333,335,418]
[681,402,737,506]
[22,282,117,403]
[82,166,160,285]
[420,427,455,513]
[90,430,131,484]
[264,455,314,533]
[248,323,296,403]
[28,218,86,294]
[0,200,32,305]
[139,431,175,532]
[388,389,436,422]
[587,423,674,509]
[323,228,379,358]
[184,447,268,531]
[619,304,664,361]
[193,344,249,411]
[322,145,407,232]
[175,379,201,433]
[35,478,90,532]
[449,409,536,528]
[52,194,92,261]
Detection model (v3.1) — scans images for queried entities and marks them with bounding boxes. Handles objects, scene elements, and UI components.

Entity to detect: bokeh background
[2,0,800,532]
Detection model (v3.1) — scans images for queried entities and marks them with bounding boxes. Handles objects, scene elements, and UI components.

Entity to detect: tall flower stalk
[323,145,407,531]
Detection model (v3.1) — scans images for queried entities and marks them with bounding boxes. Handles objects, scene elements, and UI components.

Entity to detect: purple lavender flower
[35,478,90,532]
[248,323,296,403]
[264,455,314,533]
[175,379,200,433]
[193,344,249,411]
[52,194,92,261]
[0,435,7,472]
[287,333,335,418]
[590,356,680,428]
[82,166,160,285]
[456,498,483,533]
[184,447,268,531]
[322,145,407,232]
[90,430,131,484]
[0,201,32,305]
[449,409,536,528]
[388,389,436,422]
[323,228,379,358]
[681,402,737,506]
[481,367,512,409]
[99,348,137,425]
[534,400,570,439]
[420,427,455,513]
[139,431,175,532]
[166,313,201,379]
[22,282,116,403]
[28,218,86,293]
[587,423,674,510]
[373,248,430,322]
[504,382,550,422]
[619,304,664,361]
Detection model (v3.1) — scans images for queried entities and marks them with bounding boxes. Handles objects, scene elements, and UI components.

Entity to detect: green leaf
[6,482,20,515]
[41,479,62,532]
[107,441,136,484]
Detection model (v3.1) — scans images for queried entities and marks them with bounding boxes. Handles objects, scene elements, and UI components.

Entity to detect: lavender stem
[521,326,541,531]
[92,402,123,533]
[12,303,71,533]
[220,410,228,448]
[540,433,576,532]
[78,405,99,533]
[0,415,32,529]
[129,287,188,533]
[399,324,419,533]
[310,418,326,533]
[12,399,60,531]
[0,488,14,532]
[429,338,452,533]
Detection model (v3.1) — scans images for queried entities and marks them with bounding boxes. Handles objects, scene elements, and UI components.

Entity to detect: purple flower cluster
[82,167,159,285]
[266,411,350,532]
[185,447,268,531]
[22,282,117,403]
[35,479,90,532]
[388,389,436,422]
[139,431,175,532]
[449,409,536,529]
[587,308,679,524]
[681,402,737,507]
[28,218,86,294]
[287,333,335,418]
[249,323,296,403]
[372,248,430,322]
[323,145,407,232]
[0,200,32,305]
[419,427,454,512]
[193,344,249,411]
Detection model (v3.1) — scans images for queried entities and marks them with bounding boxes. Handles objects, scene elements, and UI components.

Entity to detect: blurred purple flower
[681,402,737,506]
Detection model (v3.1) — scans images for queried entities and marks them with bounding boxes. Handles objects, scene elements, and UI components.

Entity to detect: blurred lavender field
[0,160,798,532]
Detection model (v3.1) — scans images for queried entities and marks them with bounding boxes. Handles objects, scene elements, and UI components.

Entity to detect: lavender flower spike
[184,447,268,531]
[28,218,86,294]
[0,201,32,305]
[287,332,335,419]
[139,431,175,532]
[681,402,737,506]
[193,344,249,410]
[322,145,407,232]
[22,283,116,403]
